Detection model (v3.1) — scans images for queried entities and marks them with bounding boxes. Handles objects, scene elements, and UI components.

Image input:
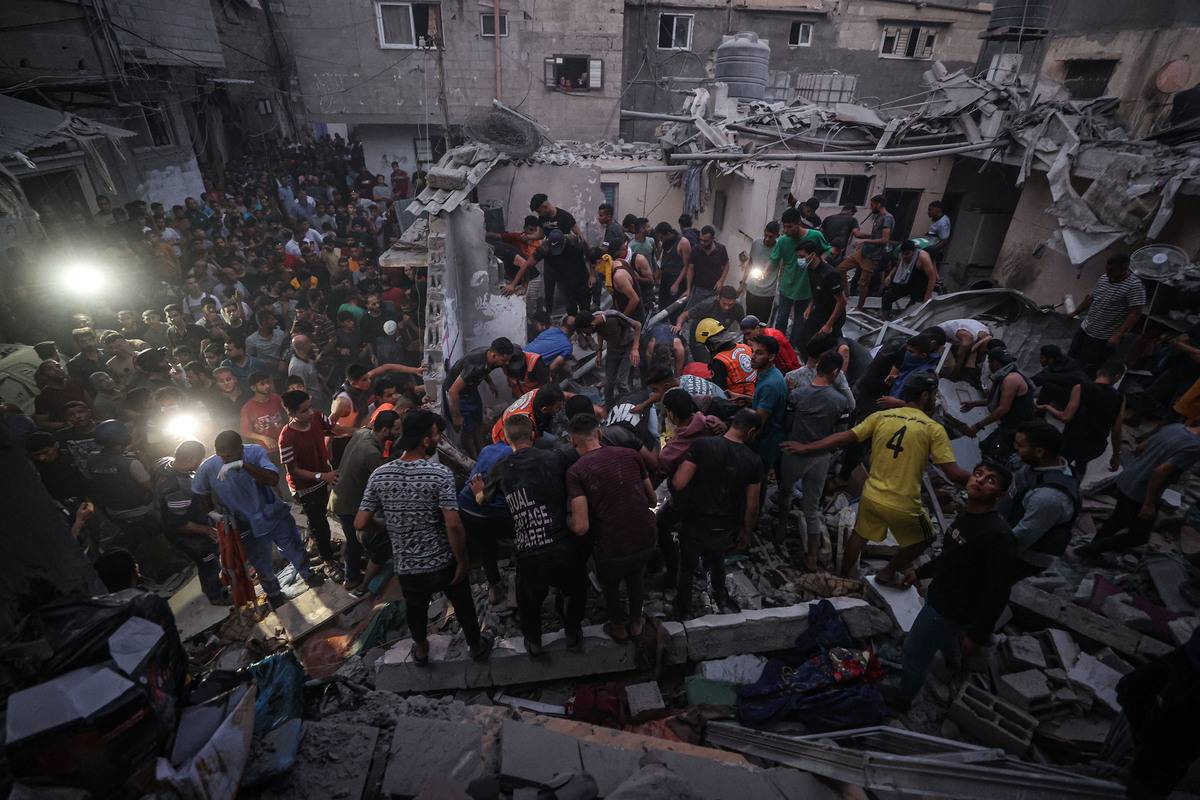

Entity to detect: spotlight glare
[61,264,107,294]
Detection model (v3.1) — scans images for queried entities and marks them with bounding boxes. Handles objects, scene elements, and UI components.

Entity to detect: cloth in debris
[735,599,885,730]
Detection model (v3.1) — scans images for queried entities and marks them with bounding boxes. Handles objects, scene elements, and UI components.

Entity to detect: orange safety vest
[712,343,757,397]
[491,389,539,444]
[516,351,544,395]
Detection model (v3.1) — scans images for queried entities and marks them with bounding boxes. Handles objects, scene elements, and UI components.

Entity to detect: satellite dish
[1130,244,1189,280]
[1156,57,1192,95]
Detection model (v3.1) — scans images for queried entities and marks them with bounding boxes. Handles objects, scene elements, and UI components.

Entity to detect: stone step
[375,597,891,693]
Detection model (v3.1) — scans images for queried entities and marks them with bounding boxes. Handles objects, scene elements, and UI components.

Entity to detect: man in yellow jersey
[784,371,969,582]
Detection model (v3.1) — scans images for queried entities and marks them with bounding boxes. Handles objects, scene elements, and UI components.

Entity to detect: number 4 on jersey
[885,425,907,459]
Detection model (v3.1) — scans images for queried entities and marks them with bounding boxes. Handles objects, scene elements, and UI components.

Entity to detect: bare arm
[935,460,970,487]
[1109,398,1125,469]
[568,495,589,535]
[1139,464,1178,517]
[671,458,697,493]
[974,374,1022,429]
[824,293,846,332]
[367,362,426,379]
[787,429,857,456]
[1070,294,1093,318]
[921,253,938,301]
[740,482,761,548]
[642,477,656,507]
[444,508,468,575]
[242,460,280,486]
[1110,306,1143,342]
[353,508,382,532]
[1041,383,1081,423]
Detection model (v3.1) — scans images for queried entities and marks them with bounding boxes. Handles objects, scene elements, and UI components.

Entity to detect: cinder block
[1100,595,1154,634]
[1003,635,1047,671]
[997,669,1052,711]
[948,683,1038,756]
[624,681,665,717]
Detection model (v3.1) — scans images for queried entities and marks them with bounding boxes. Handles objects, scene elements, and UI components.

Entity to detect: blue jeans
[339,513,365,582]
[900,602,963,702]
[241,519,311,598]
[773,295,807,344]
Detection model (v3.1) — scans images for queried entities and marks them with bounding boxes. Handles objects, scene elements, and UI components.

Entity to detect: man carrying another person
[839,194,894,312]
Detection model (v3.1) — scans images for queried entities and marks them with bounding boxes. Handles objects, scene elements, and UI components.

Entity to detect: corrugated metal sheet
[0,94,135,158]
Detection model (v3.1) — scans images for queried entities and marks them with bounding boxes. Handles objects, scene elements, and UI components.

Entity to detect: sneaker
[303,572,326,588]
[323,561,345,584]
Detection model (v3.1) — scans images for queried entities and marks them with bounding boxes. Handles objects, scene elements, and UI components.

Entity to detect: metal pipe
[598,165,688,174]
[726,124,970,153]
[669,140,1005,163]
[492,0,501,101]
[621,109,698,122]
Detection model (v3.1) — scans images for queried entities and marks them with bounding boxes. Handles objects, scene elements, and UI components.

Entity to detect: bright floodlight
[749,267,765,281]
[163,413,198,441]
[61,264,107,294]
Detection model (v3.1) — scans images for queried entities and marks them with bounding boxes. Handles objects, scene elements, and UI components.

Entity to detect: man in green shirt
[771,208,831,345]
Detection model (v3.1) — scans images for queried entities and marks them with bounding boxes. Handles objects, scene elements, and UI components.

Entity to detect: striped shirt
[1081,273,1146,340]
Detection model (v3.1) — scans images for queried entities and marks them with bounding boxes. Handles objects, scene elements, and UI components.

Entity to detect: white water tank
[715,32,770,100]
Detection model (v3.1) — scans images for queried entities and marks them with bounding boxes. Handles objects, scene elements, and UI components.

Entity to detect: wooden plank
[272,581,365,642]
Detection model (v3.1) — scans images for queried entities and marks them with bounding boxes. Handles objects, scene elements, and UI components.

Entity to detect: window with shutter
[880,24,936,60]
[544,57,557,88]
[589,59,604,90]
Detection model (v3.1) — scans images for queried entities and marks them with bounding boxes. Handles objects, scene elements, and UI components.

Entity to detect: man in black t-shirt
[670,409,763,618]
[897,461,1014,708]
[795,240,846,358]
[444,337,516,457]
[531,193,581,238]
[476,414,586,656]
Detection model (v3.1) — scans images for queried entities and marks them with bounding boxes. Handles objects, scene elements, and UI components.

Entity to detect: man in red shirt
[239,371,287,458]
[740,315,801,374]
[280,389,353,579]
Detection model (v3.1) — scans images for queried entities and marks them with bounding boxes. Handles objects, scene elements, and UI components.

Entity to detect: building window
[812,174,870,207]
[131,102,174,149]
[255,98,273,116]
[1063,59,1117,100]
[600,182,618,210]
[879,25,937,60]
[375,2,440,48]
[789,21,813,47]
[796,72,857,104]
[658,13,693,50]
[414,137,433,162]
[543,55,604,91]
[480,11,507,37]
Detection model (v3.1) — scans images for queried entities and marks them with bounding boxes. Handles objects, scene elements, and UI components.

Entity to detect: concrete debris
[1099,594,1155,633]
[1007,582,1173,661]
[382,716,485,797]
[697,654,767,685]
[1067,653,1123,713]
[948,683,1039,756]
[624,681,666,718]
[374,598,888,693]
[259,721,379,800]
[998,670,1053,712]
[1168,616,1200,646]
[500,720,586,786]
[1143,554,1198,614]
[863,575,923,633]
[1004,635,1049,671]
[425,166,468,191]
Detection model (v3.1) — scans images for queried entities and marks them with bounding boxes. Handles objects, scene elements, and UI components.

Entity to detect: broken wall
[1040,26,1200,136]
[444,205,526,358]
[476,163,605,234]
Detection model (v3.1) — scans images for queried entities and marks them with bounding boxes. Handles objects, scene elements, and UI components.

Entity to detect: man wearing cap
[960,348,1036,465]
[740,315,800,374]
[357,410,492,662]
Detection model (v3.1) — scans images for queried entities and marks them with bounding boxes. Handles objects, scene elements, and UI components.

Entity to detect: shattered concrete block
[1168,616,1199,646]
[1100,595,1154,633]
[1044,629,1080,671]
[681,598,887,660]
[1027,573,1069,592]
[864,575,923,633]
[577,740,642,797]
[654,750,791,800]
[1073,575,1096,605]
[1093,647,1134,676]
[948,683,1038,756]
[1004,635,1048,671]
[998,670,1053,711]
[382,716,484,797]
[1068,653,1123,713]
[1144,555,1197,614]
[726,570,763,610]
[425,167,468,190]
[500,720,583,786]
[625,682,666,717]
[375,634,468,693]
[1009,583,1147,660]
[488,626,638,687]
[260,721,379,800]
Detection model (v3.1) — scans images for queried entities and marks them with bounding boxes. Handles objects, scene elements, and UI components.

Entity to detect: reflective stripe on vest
[518,351,543,394]
[713,344,757,397]
[491,389,538,444]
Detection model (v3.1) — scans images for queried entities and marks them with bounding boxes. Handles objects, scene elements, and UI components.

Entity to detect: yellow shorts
[853,496,934,548]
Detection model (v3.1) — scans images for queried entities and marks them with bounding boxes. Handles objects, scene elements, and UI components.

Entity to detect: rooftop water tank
[715,32,770,100]
[985,0,1051,39]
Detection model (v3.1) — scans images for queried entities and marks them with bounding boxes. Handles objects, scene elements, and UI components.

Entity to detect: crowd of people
[8,138,1200,706]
